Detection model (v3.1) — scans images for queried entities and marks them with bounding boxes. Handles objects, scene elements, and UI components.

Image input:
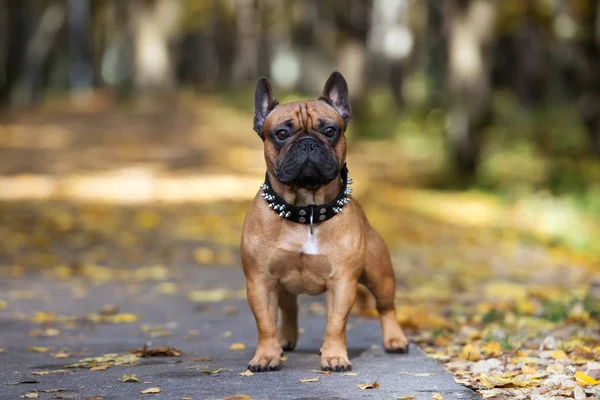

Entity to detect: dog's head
[253,72,351,190]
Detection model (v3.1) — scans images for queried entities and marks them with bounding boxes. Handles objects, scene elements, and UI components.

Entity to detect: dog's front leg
[246,276,282,372]
[320,276,357,372]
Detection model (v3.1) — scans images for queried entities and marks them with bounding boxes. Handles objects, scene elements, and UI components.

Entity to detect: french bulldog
[241,72,408,372]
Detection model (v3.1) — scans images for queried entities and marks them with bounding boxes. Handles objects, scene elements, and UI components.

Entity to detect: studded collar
[260,163,353,232]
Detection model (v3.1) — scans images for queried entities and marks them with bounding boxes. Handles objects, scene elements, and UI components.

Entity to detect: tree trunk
[130,0,182,92]
[0,0,34,107]
[445,0,496,175]
[367,0,412,108]
[232,0,260,83]
[577,0,600,157]
[67,0,93,96]
[12,2,65,106]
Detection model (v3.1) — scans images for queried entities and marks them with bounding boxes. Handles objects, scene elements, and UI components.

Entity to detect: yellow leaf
[239,369,254,376]
[299,377,319,383]
[342,372,358,376]
[52,352,70,359]
[193,247,215,264]
[21,393,39,398]
[140,387,162,394]
[202,368,222,375]
[157,282,178,295]
[28,346,50,353]
[521,365,537,375]
[482,341,502,357]
[357,381,379,390]
[121,374,140,383]
[280,355,288,361]
[0,300,6,310]
[575,371,600,386]
[187,288,230,302]
[136,210,160,230]
[432,394,443,400]
[551,350,569,360]
[229,343,246,351]
[90,365,110,371]
[459,344,482,361]
[394,396,416,400]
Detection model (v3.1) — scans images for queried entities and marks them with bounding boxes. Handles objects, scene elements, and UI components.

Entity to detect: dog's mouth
[276,137,339,189]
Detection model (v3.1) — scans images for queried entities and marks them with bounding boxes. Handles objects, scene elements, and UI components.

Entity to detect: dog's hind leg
[360,226,408,353]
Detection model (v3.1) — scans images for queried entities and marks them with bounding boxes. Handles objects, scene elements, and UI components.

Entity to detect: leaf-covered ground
[0,95,599,399]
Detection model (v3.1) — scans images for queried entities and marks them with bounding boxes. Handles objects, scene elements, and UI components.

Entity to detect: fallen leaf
[185,365,208,370]
[31,369,70,376]
[229,343,246,350]
[52,352,70,359]
[521,365,537,375]
[28,346,50,353]
[157,282,178,295]
[394,395,415,400]
[21,393,39,399]
[280,355,288,361]
[140,387,161,394]
[202,368,222,375]
[551,349,569,360]
[482,341,502,357]
[194,357,213,362]
[357,381,379,390]
[459,343,482,361]
[575,371,600,386]
[399,372,436,377]
[311,370,331,376]
[121,374,140,383]
[29,328,61,337]
[432,394,443,400]
[90,365,110,371]
[130,345,183,357]
[36,388,65,393]
[341,372,358,376]
[239,369,254,376]
[298,377,319,383]
[187,288,229,302]
[0,300,6,310]
[546,363,565,374]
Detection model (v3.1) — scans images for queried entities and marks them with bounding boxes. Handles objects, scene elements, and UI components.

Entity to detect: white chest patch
[300,228,319,255]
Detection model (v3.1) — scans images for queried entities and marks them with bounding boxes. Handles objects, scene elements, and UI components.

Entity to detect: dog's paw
[320,352,352,372]
[278,325,298,352]
[247,351,282,372]
[281,341,296,352]
[384,337,409,354]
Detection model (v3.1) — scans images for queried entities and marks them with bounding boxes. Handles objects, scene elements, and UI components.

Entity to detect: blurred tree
[67,0,93,97]
[575,0,600,156]
[445,0,496,175]
[130,0,182,92]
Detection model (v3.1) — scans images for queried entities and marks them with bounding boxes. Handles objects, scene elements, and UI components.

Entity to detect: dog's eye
[324,127,337,137]
[275,130,289,140]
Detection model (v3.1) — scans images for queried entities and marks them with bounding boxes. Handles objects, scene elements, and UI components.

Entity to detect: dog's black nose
[296,136,319,152]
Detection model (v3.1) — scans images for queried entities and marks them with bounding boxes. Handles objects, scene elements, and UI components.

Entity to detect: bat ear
[319,71,351,125]
[253,78,279,137]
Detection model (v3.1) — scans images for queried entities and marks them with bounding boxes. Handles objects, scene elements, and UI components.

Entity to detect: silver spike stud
[268,203,274,208]
[347,178,353,184]
[279,211,285,217]
[285,211,291,218]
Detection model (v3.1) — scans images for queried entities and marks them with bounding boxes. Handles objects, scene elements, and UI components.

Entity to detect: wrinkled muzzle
[277,137,339,188]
